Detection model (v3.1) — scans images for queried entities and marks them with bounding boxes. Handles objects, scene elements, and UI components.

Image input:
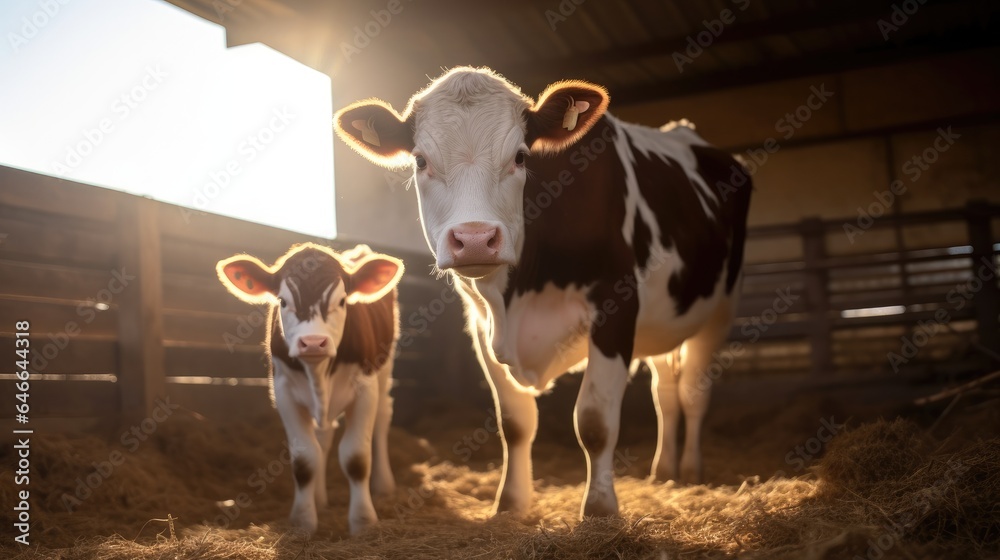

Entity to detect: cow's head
[217,243,403,363]
[335,67,608,279]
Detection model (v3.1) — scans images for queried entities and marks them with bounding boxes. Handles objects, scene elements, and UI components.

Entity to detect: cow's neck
[301,358,333,427]
[458,264,515,364]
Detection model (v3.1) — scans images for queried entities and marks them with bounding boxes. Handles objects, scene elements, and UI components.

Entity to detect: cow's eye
[278,297,287,309]
[339,297,346,308]
[415,155,427,170]
[515,151,526,166]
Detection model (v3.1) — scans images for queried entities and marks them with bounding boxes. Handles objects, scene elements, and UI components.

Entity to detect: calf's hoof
[348,512,378,535]
[288,510,318,536]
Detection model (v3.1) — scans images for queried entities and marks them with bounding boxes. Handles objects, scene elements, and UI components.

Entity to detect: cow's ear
[335,99,414,168]
[217,255,277,304]
[345,254,404,304]
[526,80,609,156]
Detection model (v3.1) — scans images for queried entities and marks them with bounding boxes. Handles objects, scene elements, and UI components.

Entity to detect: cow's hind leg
[677,298,736,484]
[648,348,682,482]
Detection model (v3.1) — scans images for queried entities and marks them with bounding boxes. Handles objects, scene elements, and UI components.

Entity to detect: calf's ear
[216,255,277,304]
[526,80,609,156]
[335,100,415,168]
[345,254,404,304]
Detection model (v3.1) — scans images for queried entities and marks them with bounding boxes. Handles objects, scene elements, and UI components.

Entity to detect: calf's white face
[335,67,609,279]
[275,279,347,363]
[217,245,403,362]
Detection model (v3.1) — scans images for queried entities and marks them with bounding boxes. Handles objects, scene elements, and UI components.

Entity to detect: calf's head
[335,67,608,279]
[217,243,403,363]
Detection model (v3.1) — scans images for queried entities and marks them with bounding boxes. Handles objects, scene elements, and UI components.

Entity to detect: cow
[333,67,752,519]
[216,243,403,534]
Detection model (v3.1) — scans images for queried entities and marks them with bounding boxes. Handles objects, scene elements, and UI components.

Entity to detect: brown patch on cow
[690,144,753,294]
[345,454,369,482]
[334,293,397,375]
[508,118,639,364]
[577,408,607,455]
[292,457,312,487]
[501,418,525,448]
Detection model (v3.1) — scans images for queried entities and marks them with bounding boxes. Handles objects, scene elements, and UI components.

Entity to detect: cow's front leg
[472,328,538,516]
[576,340,631,518]
[313,422,335,508]
[275,384,322,534]
[339,374,380,534]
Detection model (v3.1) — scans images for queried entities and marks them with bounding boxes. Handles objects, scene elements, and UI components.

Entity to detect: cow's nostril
[487,231,499,249]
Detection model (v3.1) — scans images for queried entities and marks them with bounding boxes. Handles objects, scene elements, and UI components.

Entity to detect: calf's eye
[515,151,526,166]
[415,155,427,170]
[278,297,287,309]
[339,297,346,308]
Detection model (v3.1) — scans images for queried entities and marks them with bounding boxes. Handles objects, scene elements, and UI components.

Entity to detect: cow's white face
[409,77,530,278]
[276,279,347,363]
[335,68,610,279]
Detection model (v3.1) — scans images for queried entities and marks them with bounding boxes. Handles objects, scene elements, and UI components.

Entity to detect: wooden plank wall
[0,165,476,431]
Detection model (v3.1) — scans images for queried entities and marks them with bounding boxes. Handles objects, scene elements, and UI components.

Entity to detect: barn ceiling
[163,0,999,111]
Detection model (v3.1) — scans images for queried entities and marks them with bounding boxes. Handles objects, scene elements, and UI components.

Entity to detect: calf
[334,67,752,519]
[217,243,403,534]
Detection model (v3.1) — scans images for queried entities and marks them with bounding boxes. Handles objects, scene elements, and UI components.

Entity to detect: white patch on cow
[632,241,732,358]
[615,117,717,217]
[505,283,591,392]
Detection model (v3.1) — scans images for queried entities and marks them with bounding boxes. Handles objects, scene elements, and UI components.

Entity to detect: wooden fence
[730,200,1000,379]
[0,166,474,433]
[1,165,997,432]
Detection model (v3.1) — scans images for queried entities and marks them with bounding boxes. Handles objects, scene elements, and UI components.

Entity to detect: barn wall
[0,166,479,431]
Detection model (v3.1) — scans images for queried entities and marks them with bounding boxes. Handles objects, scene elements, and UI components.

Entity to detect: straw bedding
[2,388,998,559]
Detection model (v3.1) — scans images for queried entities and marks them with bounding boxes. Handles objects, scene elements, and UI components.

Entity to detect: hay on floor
[2,396,998,559]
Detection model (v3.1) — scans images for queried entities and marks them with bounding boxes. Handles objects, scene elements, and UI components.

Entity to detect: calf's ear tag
[562,97,591,131]
[352,116,381,147]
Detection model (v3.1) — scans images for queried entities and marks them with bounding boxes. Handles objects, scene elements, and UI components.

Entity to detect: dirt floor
[2,376,999,559]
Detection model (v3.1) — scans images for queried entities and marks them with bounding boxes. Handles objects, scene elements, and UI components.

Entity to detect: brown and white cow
[334,67,752,519]
[217,243,403,534]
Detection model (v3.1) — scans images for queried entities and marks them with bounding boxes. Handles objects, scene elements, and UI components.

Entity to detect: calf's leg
[338,374,380,534]
[274,384,322,534]
[370,364,396,498]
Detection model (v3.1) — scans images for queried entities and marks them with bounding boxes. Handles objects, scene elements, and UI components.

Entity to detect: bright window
[0,0,336,238]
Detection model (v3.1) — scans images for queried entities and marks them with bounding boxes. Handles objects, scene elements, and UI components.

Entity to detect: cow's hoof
[288,511,318,536]
[494,492,531,517]
[581,500,620,519]
[650,464,679,483]
[371,479,396,499]
[679,463,703,485]
[348,513,378,535]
